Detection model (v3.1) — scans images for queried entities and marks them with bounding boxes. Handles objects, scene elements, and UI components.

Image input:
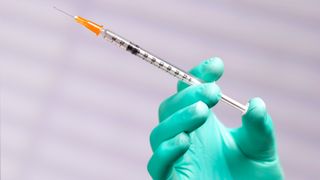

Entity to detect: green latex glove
[147,58,284,180]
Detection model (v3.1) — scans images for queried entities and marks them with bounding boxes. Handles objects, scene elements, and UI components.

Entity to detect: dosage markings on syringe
[110,35,126,48]
[159,62,164,68]
[119,41,125,46]
[151,58,156,64]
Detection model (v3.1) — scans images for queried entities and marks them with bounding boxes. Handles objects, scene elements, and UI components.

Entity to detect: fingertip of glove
[174,132,191,150]
[244,97,266,117]
[242,97,269,129]
[202,57,224,81]
[201,83,221,106]
[186,101,210,129]
[192,101,210,117]
[203,57,224,66]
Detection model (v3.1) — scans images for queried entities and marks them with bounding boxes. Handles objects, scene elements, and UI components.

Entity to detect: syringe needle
[53,7,103,36]
[53,6,75,19]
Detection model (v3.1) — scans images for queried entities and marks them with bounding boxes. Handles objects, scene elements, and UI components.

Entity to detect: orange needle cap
[75,16,103,36]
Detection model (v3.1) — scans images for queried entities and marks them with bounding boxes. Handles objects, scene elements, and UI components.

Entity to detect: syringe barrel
[101,29,199,85]
[100,28,247,113]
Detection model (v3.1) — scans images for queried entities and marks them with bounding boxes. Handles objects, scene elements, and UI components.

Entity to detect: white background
[1,0,320,179]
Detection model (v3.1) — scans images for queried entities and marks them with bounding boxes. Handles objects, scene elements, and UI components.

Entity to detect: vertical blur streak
[1,0,320,179]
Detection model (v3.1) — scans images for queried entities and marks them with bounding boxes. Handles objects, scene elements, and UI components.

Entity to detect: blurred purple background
[1,0,320,179]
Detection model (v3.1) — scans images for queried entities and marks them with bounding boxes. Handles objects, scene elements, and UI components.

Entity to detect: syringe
[54,7,248,113]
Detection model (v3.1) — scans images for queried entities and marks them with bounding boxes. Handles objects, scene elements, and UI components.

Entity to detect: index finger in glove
[177,57,224,92]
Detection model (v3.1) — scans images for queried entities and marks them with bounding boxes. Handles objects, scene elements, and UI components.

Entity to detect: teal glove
[147,58,284,179]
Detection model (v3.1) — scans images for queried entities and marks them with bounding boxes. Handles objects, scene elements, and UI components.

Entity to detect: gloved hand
[147,58,284,179]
